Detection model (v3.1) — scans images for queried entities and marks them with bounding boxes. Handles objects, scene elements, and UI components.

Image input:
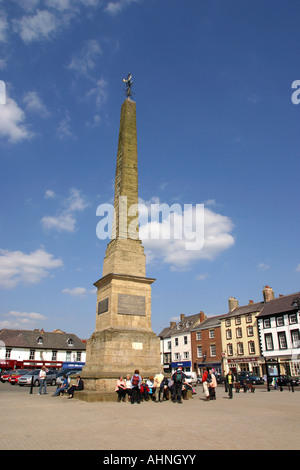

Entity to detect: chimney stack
[170,321,176,328]
[199,311,207,322]
[180,314,185,321]
[228,297,239,312]
[263,285,275,303]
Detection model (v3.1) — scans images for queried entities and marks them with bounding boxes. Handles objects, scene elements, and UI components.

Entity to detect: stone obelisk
[81,79,161,400]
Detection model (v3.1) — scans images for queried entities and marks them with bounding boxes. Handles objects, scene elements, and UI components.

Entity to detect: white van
[184,371,197,385]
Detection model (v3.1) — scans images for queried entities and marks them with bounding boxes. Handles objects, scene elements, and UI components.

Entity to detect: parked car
[8,369,32,385]
[18,369,58,387]
[216,374,226,384]
[278,375,299,386]
[55,368,82,386]
[238,372,264,385]
[0,370,14,382]
[184,372,197,385]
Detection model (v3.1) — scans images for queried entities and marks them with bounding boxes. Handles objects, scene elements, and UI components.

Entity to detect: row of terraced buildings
[159,285,300,380]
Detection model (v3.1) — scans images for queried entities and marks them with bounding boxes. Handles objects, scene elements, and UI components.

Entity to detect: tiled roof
[0,329,86,350]
[191,314,227,331]
[223,301,265,318]
[257,292,300,317]
[169,313,201,335]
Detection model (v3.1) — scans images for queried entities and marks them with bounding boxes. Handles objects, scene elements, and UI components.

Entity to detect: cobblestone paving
[0,384,299,450]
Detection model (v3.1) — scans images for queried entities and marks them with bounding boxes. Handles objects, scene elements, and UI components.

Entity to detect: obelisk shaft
[103,99,146,278]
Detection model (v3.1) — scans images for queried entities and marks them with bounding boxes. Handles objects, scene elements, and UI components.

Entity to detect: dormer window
[67,338,74,346]
[37,336,43,345]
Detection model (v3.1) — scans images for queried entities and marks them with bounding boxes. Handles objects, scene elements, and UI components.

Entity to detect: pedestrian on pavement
[52,374,68,396]
[146,376,155,401]
[115,376,126,402]
[154,371,164,402]
[67,375,84,399]
[130,369,142,404]
[171,367,186,403]
[202,367,210,401]
[225,370,234,399]
[208,369,217,400]
[38,366,49,395]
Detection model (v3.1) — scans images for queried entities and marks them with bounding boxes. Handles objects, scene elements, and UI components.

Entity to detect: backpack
[175,371,182,383]
[132,375,139,387]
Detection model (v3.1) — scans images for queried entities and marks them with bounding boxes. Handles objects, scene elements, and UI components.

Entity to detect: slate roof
[257,292,300,318]
[191,314,227,331]
[169,313,201,335]
[223,301,265,318]
[0,329,86,350]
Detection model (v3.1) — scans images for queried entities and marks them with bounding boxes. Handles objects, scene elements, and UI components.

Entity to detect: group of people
[201,367,218,401]
[115,367,195,404]
[37,366,84,399]
[52,373,84,399]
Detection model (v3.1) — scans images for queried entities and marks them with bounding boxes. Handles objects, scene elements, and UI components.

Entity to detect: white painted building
[0,328,86,370]
[257,289,300,377]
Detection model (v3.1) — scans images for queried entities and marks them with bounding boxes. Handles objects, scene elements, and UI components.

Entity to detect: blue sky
[0,0,299,339]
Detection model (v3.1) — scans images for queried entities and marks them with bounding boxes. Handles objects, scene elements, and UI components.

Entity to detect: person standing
[154,372,164,402]
[208,369,217,400]
[202,367,210,401]
[171,367,186,403]
[130,369,142,404]
[226,370,234,399]
[38,366,48,395]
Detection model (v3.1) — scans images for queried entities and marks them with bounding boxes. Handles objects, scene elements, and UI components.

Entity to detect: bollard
[30,375,34,394]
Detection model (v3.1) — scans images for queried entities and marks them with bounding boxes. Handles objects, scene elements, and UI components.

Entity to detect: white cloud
[85,77,108,109]
[0,12,8,42]
[57,111,76,139]
[139,199,235,270]
[62,286,94,297]
[0,248,63,289]
[23,91,50,118]
[258,263,270,271]
[195,273,209,281]
[68,39,102,76]
[0,310,47,329]
[41,188,89,233]
[295,264,300,272]
[44,189,56,199]
[0,96,34,144]
[104,0,141,15]
[13,9,58,43]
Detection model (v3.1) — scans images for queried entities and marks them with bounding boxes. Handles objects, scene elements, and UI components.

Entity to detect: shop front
[227,356,261,376]
[195,362,222,376]
[171,361,191,373]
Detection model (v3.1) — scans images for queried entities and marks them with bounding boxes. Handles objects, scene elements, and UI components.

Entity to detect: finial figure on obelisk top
[123,73,134,100]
